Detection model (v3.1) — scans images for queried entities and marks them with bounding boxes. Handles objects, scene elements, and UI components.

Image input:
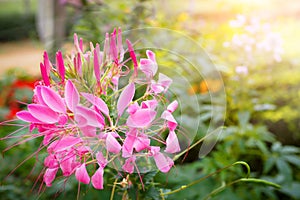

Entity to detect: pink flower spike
[75,164,90,184]
[153,152,174,173]
[56,51,65,82]
[110,29,118,62]
[43,51,51,75]
[28,104,59,124]
[117,82,135,117]
[165,130,181,154]
[126,39,138,76]
[65,80,80,112]
[106,133,121,154]
[81,92,109,117]
[44,167,59,187]
[117,27,124,62]
[122,156,136,174]
[167,100,178,113]
[94,44,101,83]
[41,86,66,113]
[91,167,104,190]
[40,62,50,86]
[16,110,42,123]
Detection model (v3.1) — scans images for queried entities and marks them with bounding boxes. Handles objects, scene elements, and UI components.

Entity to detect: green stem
[161,161,250,197]
[110,178,118,200]
[203,178,280,200]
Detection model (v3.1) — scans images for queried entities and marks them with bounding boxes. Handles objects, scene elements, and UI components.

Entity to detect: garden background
[0,0,300,199]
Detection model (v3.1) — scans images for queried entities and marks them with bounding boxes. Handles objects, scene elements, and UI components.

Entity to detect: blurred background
[0,0,300,199]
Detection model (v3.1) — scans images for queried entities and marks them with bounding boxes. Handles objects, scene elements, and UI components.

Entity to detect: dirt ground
[0,40,44,76]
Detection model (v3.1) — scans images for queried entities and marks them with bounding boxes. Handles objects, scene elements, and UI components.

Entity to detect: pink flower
[122,156,136,173]
[106,132,121,154]
[150,146,174,173]
[122,129,150,157]
[151,73,173,94]
[140,50,157,78]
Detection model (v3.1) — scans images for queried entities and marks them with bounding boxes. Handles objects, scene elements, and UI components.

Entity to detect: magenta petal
[153,152,174,173]
[75,164,90,184]
[146,50,156,63]
[47,136,82,152]
[110,29,118,61]
[91,167,104,190]
[122,131,136,158]
[165,130,181,154]
[106,133,121,154]
[43,51,51,75]
[28,104,59,124]
[34,86,47,105]
[134,134,150,152]
[96,151,108,168]
[44,154,59,168]
[127,102,139,115]
[56,51,65,82]
[60,154,79,176]
[41,86,66,113]
[161,110,177,131]
[126,109,156,128]
[126,39,138,73]
[44,167,58,187]
[81,92,109,117]
[79,125,97,137]
[122,156,136,174]
[141,99,158,110]
[117,82,135,117]
[167,100,178,113]
[76,105,104,128]
[16,110,42,123]
[65,80,79,112]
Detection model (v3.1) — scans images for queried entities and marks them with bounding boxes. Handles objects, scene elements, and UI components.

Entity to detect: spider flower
[14,28,181,190]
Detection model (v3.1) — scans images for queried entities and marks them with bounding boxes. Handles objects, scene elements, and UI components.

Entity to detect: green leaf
[283,155,300,168]
[264,157,276,174]
[281,146,300,154]
[276,159,292,181]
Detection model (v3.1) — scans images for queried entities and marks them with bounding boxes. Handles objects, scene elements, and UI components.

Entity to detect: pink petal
[41,86,66,113]
[106,133,121,154]
[40,62,50,86]
[56,51,65,82]
[167,100,178,113]
[75,105,104,128]
[44,167,59,187]
[44,154,59,168]
[126,109,156,128]
[34,86,47,105]
[161,111,177,131]
[122,156,136,174]
[127,102,139,115]
[140,58,157,78]
[77,53,82,76]
[47,136,82,153]
[43,51,51,75]
[146,50,156,63]
[91,167,104,190]
[151,82,165,94]
[122,130,136,158]
[117,82,135,117]
[141,99,158,110]
[158,73,172,91]
[96,151,108,168]
[65,80,79,112]
[81,92,109,117]
[16,110,42,123]
[60,154,79,176]
[153,152,174,173]
[134,134,150,152]
[28,104,59,124]
[165,130,181,154]
[75,164,90,184]
[79,125,97,137]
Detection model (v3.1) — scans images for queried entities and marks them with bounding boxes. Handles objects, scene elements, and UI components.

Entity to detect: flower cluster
[16,28,181,189]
